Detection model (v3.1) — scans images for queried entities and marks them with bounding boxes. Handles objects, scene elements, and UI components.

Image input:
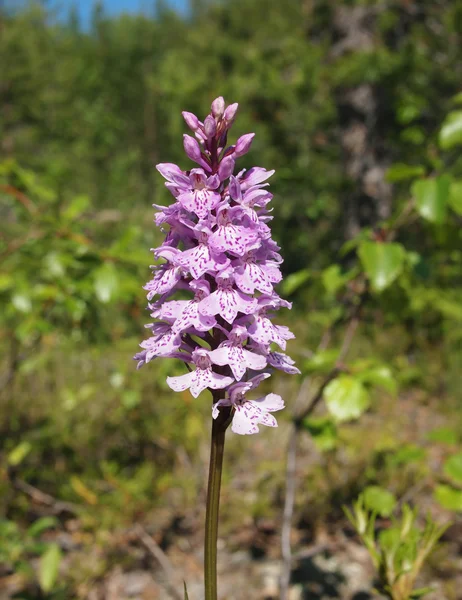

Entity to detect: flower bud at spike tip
[204,115,217,139]
[182,111,199,131]
[218,156,235,181]
[224,102,239,122]
[234,133,255,157]
[135,96,298,435]
[211,96,225,118]
[183,134,202,161]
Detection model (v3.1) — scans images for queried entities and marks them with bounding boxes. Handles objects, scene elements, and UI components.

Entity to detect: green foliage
[39,543,62,594]
[0,517,62,593]
[324,375,370,423]
[412,176,450,224]
[362,486,397,518]
[345,498,449,600]
[1,1,462,596]
[434,452,462,512]
[358,241,406,292]
[438,110,462,150]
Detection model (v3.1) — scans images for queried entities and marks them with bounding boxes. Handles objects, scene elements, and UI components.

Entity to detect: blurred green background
[1,1,462,598]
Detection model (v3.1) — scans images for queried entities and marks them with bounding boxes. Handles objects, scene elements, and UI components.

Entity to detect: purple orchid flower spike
[135,96,297,435]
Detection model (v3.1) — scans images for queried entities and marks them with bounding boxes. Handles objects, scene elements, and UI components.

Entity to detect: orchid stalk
[135,97,299,599]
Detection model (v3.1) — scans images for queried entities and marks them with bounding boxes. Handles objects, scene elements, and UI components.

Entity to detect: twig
[13,478,79,514]
[134,524,183,600]
[279,301,363,600]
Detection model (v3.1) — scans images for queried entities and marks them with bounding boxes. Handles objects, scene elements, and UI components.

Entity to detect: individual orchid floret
[177,169,221,219]
[198,268,256,325]
[167,348,234,398]
[208,205,259,255]
[135,96,297,435]
[208,326,267,381]
[177,226,229,279]
[213,375,284,435]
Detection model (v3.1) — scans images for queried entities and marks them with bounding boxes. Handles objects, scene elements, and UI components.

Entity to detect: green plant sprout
[345,496,449,600]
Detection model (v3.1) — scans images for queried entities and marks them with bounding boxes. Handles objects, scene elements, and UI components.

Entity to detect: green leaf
[412,176,450,224]
[27,517,59,538]
[449,180,462,215]
[322,265,345,295]
[389,444,426,467]
[12,292,32,313]
[427,427,459,446]
[438,110,462,149]
[93,262,119,303]
[358,241,406,292]
[38,543,62,593]
[8,441,32,466]
[184,582,190,600]
[324,375,370,423]
[303,349,338,374]
[443,453,462,483]
[363,486,397,517]
[357,365,397,395]
[385,163,425,183]
[434,484,462,511]
[280,268,310,296]
[302,416,338,451]
[62,194,90,222]
[452,91,462,105]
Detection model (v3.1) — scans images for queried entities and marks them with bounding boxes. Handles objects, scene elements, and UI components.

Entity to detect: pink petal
[232,405,260,435]
[251,393,284,412]
[166,371,194,392]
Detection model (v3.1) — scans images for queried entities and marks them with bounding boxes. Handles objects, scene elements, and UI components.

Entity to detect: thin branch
[134,524,183,600]
[279,297,364,600]
[13,478,78,514]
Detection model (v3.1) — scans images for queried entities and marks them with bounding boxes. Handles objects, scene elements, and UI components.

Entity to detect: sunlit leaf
[324,375,370,423]
[70,476,98,505]
[93,262,119,303]
[322,264,346,295]
[8,441,32,466]
[12,292,32,313]
[38,543,62,593]
[358,241,406,292]
[449,180,462,215]
[363,486,397,517]
[385,163,425,183]
[434,485,462,511]
[62,194,90,221]
[412,176,450,224]
[357,365,397,395]
[443,453,462,483]
[439,110,462,149]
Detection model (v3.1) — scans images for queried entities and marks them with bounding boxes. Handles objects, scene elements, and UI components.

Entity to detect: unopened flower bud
[204,115,217,139]
[218,156,235,181]
[224,102,239,122]
[182,111,199,131]
[183,134,202,162]
[211,96,225,118]
[234,133,255,157]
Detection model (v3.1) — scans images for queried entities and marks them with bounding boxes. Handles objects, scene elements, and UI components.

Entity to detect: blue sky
[7,1,189,28]
[67,0,188,23]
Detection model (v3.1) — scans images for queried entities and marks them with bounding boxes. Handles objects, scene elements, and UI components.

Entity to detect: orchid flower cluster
[135,97,299,434]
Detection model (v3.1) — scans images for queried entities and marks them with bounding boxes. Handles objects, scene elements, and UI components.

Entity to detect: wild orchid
[135,96,298,599]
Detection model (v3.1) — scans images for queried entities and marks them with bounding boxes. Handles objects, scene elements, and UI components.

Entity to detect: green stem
[204,405,232,600]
